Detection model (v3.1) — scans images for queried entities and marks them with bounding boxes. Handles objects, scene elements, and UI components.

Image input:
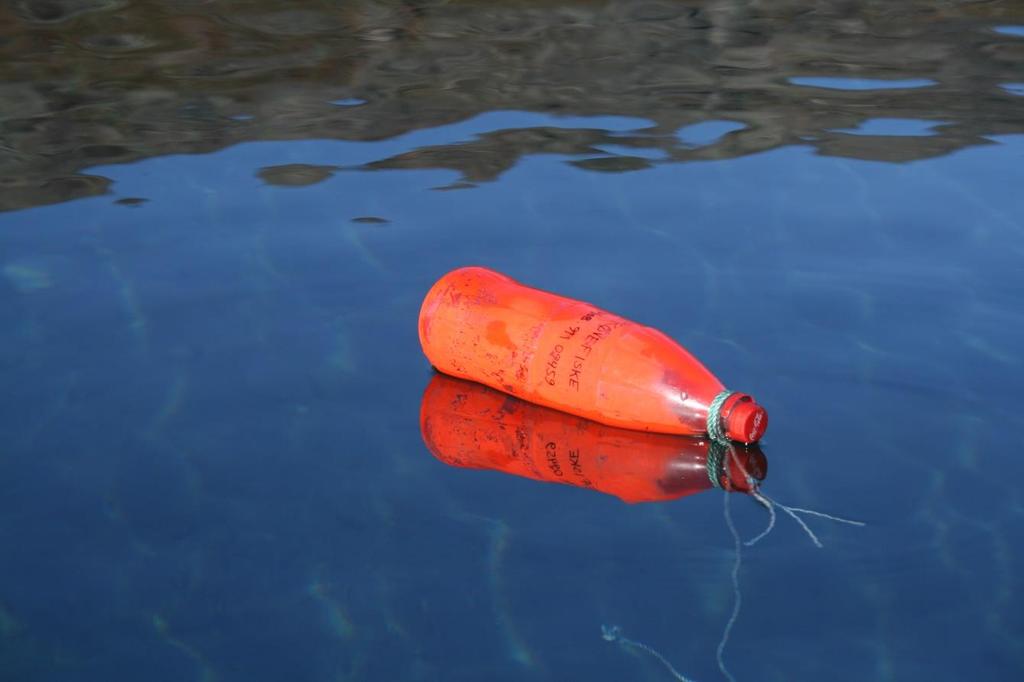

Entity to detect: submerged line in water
[717,493,741,682]
[601,625,696,682]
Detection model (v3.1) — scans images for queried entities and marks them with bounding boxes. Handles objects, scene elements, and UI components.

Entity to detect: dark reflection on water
[2,0,1024,210]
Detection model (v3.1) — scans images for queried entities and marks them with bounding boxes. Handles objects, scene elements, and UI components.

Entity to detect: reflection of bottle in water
[420,373,767,503]
[418,266,767,442]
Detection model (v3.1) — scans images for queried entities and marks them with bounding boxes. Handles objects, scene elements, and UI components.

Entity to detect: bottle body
[420,374,766,503]
[418,266,767,441]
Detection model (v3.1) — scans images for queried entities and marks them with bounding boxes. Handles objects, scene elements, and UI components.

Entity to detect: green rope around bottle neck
[706,390,737,444]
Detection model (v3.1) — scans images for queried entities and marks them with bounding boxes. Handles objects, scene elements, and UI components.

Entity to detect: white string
[775,497,825,548]
[743,489,776,546]
[782,506,867,526]
[727,449,865,548]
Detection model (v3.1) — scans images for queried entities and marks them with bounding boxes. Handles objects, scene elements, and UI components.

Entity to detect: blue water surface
[2,3,1023,682]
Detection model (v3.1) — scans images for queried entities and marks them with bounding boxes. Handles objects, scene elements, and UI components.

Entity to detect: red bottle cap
[724,398,768,444]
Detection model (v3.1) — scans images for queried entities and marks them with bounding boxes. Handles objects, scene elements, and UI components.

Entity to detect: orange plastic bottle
[420,374,766,503]
[418,266,767,442]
